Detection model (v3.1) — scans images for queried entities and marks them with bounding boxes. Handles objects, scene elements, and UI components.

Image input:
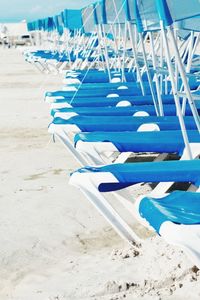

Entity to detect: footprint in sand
[24,169,64,180]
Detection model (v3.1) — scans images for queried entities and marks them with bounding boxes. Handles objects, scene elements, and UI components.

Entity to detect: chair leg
[70,172,142,245]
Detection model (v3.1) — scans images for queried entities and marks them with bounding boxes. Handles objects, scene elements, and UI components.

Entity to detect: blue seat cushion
[52,116,197,132]
[74,130,200,155]
[139,191,200,233]
[51,102,200,117]
[74,160,200,192]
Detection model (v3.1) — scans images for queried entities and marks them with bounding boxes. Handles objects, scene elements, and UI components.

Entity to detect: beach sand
[0,48,200,300]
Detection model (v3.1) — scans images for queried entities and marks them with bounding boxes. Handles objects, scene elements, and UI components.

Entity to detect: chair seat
[139,191,200,233]
[52,102,200,117]
[74,130,200,154]
[46,94,176,107]
[74,160,200,191]
[52,115,197,132]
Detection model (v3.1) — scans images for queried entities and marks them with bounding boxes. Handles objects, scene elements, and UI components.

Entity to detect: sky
[0,0,96,22]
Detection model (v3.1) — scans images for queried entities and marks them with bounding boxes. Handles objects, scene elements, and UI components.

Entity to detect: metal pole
[127,22,146,96]
[161,21,193,159]
[149,31,164,116]
[138,32,160,116]
[101,24,112,82]
[121,22,127,82]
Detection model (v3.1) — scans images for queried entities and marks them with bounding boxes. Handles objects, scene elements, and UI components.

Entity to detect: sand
[0,47,200,300]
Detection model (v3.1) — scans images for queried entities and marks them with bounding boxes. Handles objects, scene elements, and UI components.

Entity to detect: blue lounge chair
[51,101,200,118]
[74,130,200,165]
[138,191,200,267]
[47,94,176,108]
[69,160,200,253]
[48,116,198,165]
[50,115,197,132]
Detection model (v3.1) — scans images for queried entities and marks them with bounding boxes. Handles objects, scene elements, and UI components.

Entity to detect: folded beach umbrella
[53,15,64,35]
[34,19,44,31]
[43,17,56,32]
[27,22,35,32]
[62,9,83,31]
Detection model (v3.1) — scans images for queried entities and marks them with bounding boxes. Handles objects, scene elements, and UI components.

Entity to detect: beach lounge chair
[63,69,146,84]
[136,190,200,267]
[74,130,200,165]
[51,101,200,118]
[69,159,200,266]
[47,94,176,109]
[48,115,198,165]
